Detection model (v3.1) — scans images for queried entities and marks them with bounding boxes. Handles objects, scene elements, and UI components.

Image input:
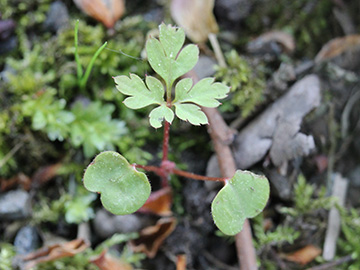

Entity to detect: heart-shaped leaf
[83,151,151,215]
[212,170,270,235]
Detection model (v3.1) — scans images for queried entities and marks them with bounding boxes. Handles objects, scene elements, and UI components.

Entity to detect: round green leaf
[211,170,270,235]
[83,151,151,215]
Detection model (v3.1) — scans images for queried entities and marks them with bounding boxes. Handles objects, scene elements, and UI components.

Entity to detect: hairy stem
[134,164,163,175]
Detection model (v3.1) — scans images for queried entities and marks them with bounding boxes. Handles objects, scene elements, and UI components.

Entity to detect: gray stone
[0,36,17,55]
[93,209,144,238]
[43,1,69,33]
[233,75,321,169]
[0,18,17,55]
[215,0,252,23]
[14,226,40,255]
[347,167,360,207]
[0,190,31,220]
[266,169,292,200]
[193,55,217,79]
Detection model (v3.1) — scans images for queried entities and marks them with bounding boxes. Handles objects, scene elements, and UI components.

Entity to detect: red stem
[173,168,226,182]
[134,164,227,182]
[134,164,163,175]
[162,120,170,163]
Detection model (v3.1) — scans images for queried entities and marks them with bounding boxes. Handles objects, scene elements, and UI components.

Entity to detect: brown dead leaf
[32,163,62,187]
[1,163,61,191]
[176,254,187,270]
[283,245,322,265]
[73,0,125,28]
[131,217,176,258]
[0,173,31,191]
[247,31,295,54]
[315,35,360,63]
[170,0,218,43]
[138,187,172,216]
[22,238,89,269]
[91,250,132,270]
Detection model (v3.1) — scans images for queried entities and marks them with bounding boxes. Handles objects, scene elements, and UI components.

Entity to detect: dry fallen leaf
[22,238,89,269]
[32,163,62,187]
[131,217,176,258]
[0,173,31,191]
[283,245,322,265]
[1,163,61,191]
[315,34,360,63]
[138,187,172,216]
[170,0,218,43]
[176,254,187,270]
[247,31,296,55]
[73,0,125,28]
[91,250,133,270]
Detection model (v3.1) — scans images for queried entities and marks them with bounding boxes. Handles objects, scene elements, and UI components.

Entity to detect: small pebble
[14,226,40,255]
[0,190,32,220]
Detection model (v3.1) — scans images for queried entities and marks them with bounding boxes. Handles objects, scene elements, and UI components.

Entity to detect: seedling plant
[83,24,270,235]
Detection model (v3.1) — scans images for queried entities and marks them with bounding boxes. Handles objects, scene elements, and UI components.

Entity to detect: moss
[0,0,51,29]
[215,50,265,117]
[244,0,336,57]
[0,243,16,270]
[5,43,56,96]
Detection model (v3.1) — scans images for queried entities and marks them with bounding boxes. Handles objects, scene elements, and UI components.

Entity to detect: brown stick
[186,68,258,269]
[203,106,258,270]
[304,254,353,270]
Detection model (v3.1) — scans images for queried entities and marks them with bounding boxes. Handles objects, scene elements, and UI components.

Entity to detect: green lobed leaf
[174,77,230,107]
[174,103,208,125]
[114,74,165,109]
[159,23,185,60]
[172,77,229,125]
[146,24,199,87]
[83,151,151,215]
[149,105,174,129]
[211,170,270,235]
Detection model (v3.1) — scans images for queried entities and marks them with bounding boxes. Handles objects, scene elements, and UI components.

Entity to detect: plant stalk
[203,106,258,270]
[79,41,107,91]
[134,164,226,182]
[162,120,170,163]
[185,69,258,270]
[172,168,226,181]
[208,33,226,68]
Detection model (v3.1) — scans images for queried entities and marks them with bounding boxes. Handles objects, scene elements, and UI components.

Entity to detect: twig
[322,174,348,260]
[208,33,226,68]
[305,254,353,270]
[185,69,258,270]
[203,251,239,270]
[333,7,356,35]
[331,0,356,35]
[341,85,360,139]
[203,106,258,270]
[0,141,24,169]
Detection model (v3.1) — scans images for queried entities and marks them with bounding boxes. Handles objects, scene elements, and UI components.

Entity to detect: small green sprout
[83,23,270,235]
[74,20,107,92]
